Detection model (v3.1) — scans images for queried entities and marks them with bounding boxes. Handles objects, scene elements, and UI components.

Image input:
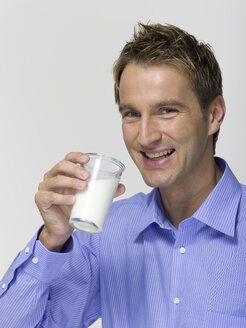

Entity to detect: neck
[159,158,222,229]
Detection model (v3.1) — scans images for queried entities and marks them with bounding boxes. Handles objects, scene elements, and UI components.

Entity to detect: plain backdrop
[0,1,245,327]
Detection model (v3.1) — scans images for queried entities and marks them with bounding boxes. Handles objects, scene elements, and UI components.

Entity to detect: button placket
[169,230,188,308]
[25,246,30,254]
[32,257,38,264]
[179,246,186,254]
[173,297,180,305]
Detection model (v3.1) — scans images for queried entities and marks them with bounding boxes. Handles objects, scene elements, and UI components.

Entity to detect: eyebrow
[152,100,188,110]
[119,100,188,112]
[118,104,137,113]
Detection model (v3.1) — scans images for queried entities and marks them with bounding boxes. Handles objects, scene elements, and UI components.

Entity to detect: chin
[141,173,168,189]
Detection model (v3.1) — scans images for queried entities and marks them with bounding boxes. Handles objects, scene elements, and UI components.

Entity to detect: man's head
[113,23,223,153]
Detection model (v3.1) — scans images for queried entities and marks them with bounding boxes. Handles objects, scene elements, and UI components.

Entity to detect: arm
[0,152,124,327]
[0,230,101,327]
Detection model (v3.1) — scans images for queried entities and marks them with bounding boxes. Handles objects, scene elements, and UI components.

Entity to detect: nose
[138,115,162,147]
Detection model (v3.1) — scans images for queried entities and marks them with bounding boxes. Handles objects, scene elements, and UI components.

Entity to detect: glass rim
[85,152,125,172]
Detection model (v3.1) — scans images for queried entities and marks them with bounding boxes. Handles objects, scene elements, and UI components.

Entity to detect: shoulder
[102,189,155,232]
[239,183,246,210]
[235,182,246,241]
[109,189,155,214]
[240,183,246,194]
[73,191,156,253]
[238,182,246,205]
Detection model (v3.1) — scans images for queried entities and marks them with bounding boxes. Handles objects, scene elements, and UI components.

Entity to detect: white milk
[70,178,119,233]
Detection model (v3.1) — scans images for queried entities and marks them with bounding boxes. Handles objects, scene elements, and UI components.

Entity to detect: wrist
[38,226,71,252]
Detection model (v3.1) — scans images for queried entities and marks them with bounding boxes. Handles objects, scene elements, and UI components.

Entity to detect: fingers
[45,157,90,181]
[44,153,89,180]
[39,175,88,192]
[38,152,91,201]
[35,191,75,211]
[38,152,125,204]
[115,183,126,198]
[64,152,89,163]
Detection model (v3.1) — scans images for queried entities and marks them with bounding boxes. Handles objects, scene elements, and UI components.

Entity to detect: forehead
[119,63,195,105]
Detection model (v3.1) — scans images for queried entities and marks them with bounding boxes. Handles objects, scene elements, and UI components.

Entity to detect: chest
[99,227,246,327]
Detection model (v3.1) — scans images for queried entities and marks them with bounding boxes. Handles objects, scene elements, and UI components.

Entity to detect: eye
[160,107,179,118]
[122,110,140,119]
[161,108,175,114]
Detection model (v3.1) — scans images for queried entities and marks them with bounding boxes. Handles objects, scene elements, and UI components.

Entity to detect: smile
[142,149,175,160]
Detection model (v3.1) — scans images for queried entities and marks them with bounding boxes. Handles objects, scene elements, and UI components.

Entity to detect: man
[1,23,246,327]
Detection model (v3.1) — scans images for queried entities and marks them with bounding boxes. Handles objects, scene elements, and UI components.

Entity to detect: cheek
[179,122,209,156]
[122,124,136,146]
[160,120,190,145]
[170,116,206,142]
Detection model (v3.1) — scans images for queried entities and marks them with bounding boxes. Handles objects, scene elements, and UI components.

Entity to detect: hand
[35,152,125,251]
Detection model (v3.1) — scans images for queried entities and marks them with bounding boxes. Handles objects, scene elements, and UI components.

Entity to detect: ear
[207,96,226,136]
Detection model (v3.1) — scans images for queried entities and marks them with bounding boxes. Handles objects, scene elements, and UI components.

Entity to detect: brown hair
[113,23,223,153]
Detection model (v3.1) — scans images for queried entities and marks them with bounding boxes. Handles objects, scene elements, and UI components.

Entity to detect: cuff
[21,238,73,283]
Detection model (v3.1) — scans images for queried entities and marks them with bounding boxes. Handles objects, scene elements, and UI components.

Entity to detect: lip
[140,149,175,168]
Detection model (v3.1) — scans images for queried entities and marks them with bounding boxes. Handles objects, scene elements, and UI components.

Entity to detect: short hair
[113,23,223,153]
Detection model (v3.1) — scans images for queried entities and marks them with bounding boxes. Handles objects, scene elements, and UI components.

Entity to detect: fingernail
[80,170,89,179]
[67,195,75,204]
[80,154,89,161]
[76,180,84,188]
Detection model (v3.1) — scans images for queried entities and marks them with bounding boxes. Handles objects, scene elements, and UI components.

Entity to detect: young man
[1,23,246,328]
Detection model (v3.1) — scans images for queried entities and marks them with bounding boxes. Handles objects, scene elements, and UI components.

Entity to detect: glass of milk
[69,153,125,233]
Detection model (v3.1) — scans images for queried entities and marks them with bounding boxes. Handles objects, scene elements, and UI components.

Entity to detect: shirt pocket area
[203,311,246,328]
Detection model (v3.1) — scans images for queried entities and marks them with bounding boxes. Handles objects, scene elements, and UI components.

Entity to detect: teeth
[145,149,174,159]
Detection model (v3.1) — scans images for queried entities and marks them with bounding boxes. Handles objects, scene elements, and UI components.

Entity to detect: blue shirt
[1,157,246,328]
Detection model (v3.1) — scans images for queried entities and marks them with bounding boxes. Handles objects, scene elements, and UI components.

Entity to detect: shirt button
[173,297,180,305]
[25,247,30,254]
[1,283,6,289]
[32,257,38,264]
[179,247,186,254]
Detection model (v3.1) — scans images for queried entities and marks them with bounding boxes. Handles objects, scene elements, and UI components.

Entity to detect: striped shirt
[1,157,246,327]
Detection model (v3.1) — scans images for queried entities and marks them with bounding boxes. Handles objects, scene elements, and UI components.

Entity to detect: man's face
[119,63,214,192]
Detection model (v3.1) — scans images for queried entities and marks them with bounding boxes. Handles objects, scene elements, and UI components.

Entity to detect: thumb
[114,183,126,198]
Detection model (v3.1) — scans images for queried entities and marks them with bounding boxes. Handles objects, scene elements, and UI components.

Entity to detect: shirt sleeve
[0,228,101,328]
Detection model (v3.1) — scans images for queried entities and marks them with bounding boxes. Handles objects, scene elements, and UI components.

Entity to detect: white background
[0,1,245,327]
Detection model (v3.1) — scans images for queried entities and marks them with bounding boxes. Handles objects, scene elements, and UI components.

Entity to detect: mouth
[141,149,175,160]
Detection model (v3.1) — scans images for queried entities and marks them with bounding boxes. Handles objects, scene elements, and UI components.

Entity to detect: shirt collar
[131,188,172,242]
[191,157,242,237]
[131,157,242,241]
